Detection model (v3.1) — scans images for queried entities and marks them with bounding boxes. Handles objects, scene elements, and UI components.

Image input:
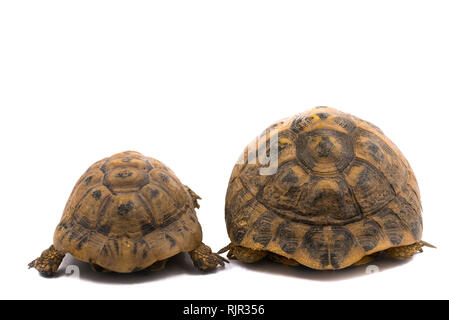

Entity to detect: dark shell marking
[274,222,299,255]
[354,219,383,252]
[252,212,276,247]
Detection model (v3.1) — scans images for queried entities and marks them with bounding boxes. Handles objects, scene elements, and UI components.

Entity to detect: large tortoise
[29,151,227,275]
[220,107,433,270]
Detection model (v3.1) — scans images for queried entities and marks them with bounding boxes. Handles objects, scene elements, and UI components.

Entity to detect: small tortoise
[220,107,433,270]
[29,151,227,275]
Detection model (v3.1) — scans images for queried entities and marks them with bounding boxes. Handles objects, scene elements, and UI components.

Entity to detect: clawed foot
[185,185,201,209]
[218,243,237,260]
[218,243,267,263]
[28,245,66,277]
[386,240,436,259]
[189,242,229,271]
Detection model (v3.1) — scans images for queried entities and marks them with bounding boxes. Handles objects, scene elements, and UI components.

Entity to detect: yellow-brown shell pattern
[54,151,202,273]
[225,107,422,270]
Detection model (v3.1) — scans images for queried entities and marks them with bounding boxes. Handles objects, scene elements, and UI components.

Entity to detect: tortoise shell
[54,151,202,273]
[225,107,423,270]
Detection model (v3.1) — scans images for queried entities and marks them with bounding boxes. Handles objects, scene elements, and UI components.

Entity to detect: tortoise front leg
[28,245,66,276]
[189,242,228,271]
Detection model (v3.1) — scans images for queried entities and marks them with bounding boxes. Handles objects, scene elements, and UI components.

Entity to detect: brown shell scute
[53,151,202,273]
[225,107,423,270]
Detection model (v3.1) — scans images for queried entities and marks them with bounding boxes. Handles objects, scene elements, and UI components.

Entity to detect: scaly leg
[28,245,66,276]
[386,241,436,259]
[185,185,201,209]
[218,243,267,263]
[189,242,228,271]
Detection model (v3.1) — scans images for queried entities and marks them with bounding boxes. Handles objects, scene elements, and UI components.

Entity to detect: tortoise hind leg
[185,185,201,209]
[386,241,436,259]
[28,245,65,277]
[218,243,267,263]
[189,242,228,271]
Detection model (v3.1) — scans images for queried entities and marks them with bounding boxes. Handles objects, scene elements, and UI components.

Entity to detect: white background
[1,1,448,300]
